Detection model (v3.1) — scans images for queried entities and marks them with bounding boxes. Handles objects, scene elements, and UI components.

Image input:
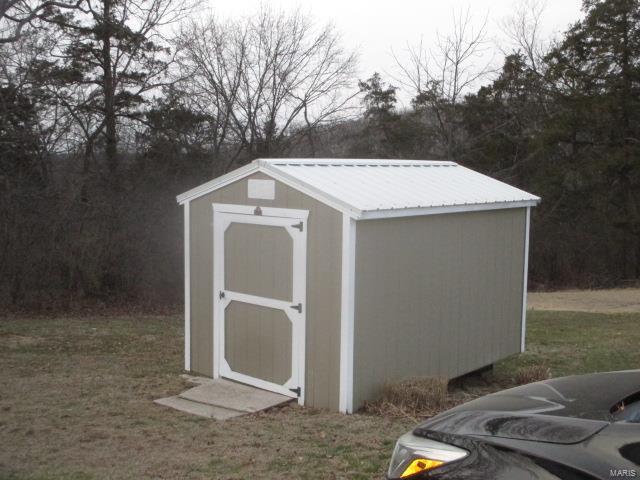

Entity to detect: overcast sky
[205,0,583,104]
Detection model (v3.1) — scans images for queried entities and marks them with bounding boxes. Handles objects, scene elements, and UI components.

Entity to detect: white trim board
[213,210,223,380]
[177,162,259,204]
[520,207,531,352]
[184,201,191,372]
[339,214,356,413]
[358,200,538,220]
[212,203,309,219]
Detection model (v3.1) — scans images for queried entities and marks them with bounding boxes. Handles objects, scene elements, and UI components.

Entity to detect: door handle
[290,303,302,313]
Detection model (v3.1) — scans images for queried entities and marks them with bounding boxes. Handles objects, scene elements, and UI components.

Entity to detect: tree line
[1,0,639,309]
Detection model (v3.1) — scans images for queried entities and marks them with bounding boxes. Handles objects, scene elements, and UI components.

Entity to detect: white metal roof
[177,159,540,219]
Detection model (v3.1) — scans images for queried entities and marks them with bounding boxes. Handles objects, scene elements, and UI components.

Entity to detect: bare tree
[392,7,491,158]
[500,0,548,75]
[177,6,358,169]
[175,15,246,169]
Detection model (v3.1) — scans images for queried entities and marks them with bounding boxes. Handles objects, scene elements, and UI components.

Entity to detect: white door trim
[213,202,309,220]
[212,203,308,404]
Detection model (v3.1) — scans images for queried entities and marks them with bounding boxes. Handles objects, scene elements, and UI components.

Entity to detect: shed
[176,159,540,413]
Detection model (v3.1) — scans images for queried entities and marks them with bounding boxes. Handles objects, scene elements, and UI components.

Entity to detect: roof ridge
[257,158,457,167]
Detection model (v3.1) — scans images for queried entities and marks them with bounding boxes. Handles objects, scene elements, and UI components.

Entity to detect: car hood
[416,410,609,444]
[414,370,640,444]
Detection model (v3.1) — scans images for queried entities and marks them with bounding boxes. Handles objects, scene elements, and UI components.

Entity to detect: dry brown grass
[514,364,551,385]
[363,377,453,421]
[363,365,552,420]
[527,288,640,313]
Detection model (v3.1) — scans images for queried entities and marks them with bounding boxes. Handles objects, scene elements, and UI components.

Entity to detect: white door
[212,204,308,403]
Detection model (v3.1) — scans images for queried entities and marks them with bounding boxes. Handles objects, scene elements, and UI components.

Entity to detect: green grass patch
[496,310,640,379]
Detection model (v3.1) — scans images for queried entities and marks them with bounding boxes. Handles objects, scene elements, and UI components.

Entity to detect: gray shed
[176,159,540,413]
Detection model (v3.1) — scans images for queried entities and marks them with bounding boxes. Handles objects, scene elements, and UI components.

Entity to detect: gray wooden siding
[189,172,343,410]
[352,208,527,410]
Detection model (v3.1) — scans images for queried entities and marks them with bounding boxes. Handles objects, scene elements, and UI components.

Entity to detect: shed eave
[176,162,260,205]
[358,199,540,220]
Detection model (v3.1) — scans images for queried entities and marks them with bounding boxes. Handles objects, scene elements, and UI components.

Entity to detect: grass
[1,310,639,479]
[496,310,640,378]
[0,315,410,479]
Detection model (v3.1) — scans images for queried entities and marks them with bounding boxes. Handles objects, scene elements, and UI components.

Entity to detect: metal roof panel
[260,159,540,215]
[177,158,540,218]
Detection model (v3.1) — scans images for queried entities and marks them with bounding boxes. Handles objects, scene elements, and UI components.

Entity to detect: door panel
[225,301,292,385]
[213,205,307,402]
[224,224,293,301]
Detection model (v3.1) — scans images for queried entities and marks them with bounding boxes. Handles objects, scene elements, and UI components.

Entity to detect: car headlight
[388,431,469,478]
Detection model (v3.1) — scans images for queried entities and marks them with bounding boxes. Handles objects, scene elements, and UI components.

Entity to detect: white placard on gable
[248,179,275,200]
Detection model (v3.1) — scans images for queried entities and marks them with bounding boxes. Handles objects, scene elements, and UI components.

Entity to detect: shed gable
[187,172,344,410]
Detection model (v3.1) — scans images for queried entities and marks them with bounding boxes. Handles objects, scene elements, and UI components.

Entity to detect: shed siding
[189,172,342,410]
[352,208,527,410]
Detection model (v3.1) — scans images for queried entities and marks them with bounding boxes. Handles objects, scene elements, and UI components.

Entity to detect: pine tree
[546,0,640,280]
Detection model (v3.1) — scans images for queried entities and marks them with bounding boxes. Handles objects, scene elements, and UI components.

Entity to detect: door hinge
[219,290,225,299]
[290,303,302,313]
[291,221,303,232]
[289,386,301,397]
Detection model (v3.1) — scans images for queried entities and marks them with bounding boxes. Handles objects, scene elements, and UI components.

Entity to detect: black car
[387,370,640,479]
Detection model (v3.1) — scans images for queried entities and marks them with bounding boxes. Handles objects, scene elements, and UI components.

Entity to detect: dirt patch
[528,288,640,313]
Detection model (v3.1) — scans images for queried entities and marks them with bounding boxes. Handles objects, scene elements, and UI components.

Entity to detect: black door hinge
[290,303,302,313]
[291,221,303,232]
[289,386,301,397]
[219,290,225,299]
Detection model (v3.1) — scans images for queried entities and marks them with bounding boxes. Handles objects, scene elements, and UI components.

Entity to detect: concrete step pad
[178,378,292,413]
[154,396,244,420]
